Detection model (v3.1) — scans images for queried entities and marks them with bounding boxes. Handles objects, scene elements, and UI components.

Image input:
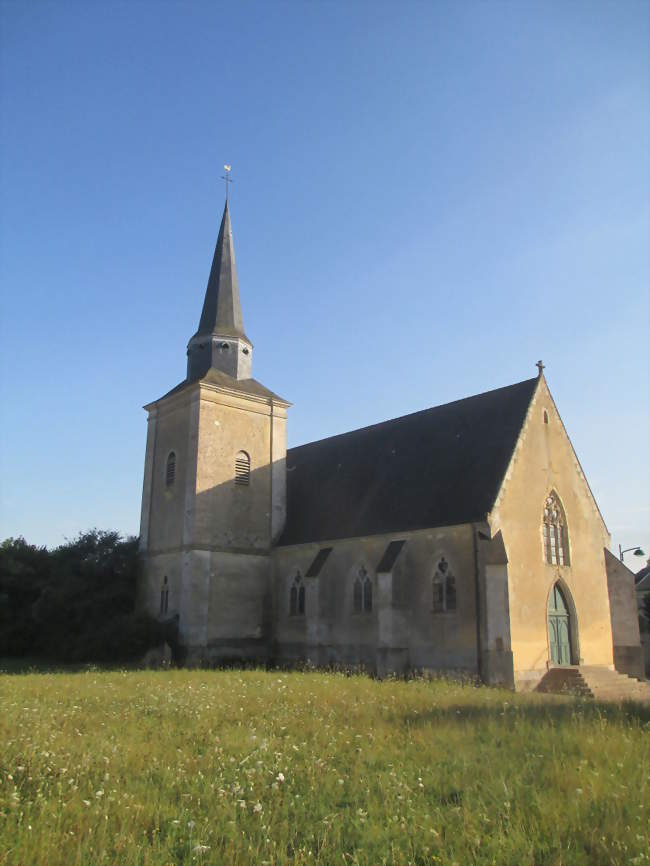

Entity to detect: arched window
[166,452,176,487]
[363,575,373,612]
[432,557,456,613]
[160,576,169,615]
[353,567,372,613]
[290,572,305,616]
[235,451,251,486]
[543,492,570,566]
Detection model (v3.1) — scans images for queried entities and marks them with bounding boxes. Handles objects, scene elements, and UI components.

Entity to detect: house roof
[279,377,539,546]
[636,564,650,590]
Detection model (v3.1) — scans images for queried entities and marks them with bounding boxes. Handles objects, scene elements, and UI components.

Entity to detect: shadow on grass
[400,697,650,727]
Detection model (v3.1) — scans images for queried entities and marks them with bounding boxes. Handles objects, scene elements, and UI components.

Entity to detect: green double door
[548,584,572,665]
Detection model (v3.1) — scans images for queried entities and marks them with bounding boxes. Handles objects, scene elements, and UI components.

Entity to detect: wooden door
[548,584,571,665]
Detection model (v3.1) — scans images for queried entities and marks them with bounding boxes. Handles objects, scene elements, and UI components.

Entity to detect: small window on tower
[235,451,251,485]
[166,452,176,488]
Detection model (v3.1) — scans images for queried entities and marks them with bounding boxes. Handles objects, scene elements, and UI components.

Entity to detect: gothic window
[353,567,373,613]
[363,575,373,612]
[432,557,456,613]
[235,451,251,486]
[166,452,176,487]
[160,576,169,615]
[290,572,305,616]
[543,492,570,566]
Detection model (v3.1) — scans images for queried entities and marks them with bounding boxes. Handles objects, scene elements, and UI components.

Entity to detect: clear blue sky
[1,0,648,565]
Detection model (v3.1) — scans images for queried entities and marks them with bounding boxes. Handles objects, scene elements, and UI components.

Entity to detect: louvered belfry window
[235,451,250,486]
[166,452,176,488]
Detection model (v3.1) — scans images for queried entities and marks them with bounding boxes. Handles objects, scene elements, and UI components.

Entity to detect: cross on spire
[221,164,233,202]
[536,360,545,377]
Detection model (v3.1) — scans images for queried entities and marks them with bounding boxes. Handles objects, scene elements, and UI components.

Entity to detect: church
[137,199,644,690]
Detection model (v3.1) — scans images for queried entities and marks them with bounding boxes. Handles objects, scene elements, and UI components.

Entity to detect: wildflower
[276,772,285,783]
[83,800,92,807]
[254,802,263,813]
[576,788,583,795]
[95,790,103,798]
[193,844,210,854]
[188,820,195,828]
[337,779,344,786]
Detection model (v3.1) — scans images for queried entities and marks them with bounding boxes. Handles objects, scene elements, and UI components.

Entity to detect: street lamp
[619,545,645,562]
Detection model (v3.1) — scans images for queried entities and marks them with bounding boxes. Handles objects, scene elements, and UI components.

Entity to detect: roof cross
[536,360,545,377]
[221,164,233,202]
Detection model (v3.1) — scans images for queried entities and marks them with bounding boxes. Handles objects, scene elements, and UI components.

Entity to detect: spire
[196,200,248,341]
[187,200,253,381]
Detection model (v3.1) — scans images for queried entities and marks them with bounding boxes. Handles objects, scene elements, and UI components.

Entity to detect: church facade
[138,201,643,689]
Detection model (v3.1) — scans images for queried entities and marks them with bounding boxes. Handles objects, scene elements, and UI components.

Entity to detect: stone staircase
[536,665,650,703]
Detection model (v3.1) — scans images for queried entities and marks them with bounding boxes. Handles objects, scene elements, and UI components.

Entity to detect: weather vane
[221,164,233,202]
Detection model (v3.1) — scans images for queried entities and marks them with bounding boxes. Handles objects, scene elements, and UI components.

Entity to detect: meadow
[0,669,648,866]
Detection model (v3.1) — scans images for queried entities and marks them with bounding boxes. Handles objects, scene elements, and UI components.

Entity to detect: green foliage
[0,670,648,866]
[0,530,166,662]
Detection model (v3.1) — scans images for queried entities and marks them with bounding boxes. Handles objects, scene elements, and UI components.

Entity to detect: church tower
[138,196,290,663]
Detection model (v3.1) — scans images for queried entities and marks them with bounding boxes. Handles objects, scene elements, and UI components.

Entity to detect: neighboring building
[636,560,650,676]
[138,200,644,689]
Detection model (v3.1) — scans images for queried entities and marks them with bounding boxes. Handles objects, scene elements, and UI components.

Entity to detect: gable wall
[490,377,612,687]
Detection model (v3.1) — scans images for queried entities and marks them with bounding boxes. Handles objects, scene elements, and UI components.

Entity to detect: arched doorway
[548,583,573,665]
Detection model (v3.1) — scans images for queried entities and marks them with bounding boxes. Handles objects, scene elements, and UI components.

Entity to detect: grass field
[1,669,648,865]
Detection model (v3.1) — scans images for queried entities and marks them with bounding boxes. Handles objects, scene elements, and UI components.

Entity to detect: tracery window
[160,575,169,615]
[353,567,373,613]
[289,572,305,616]
[235,451,251,486]
[543,492,570,566]
[166,452,176,487]
[432,557,456,613]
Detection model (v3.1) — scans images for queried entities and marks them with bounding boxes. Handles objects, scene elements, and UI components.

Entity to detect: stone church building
[138,201,643,690]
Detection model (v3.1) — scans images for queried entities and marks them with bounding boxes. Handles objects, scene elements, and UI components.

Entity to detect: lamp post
[619,545,645,562]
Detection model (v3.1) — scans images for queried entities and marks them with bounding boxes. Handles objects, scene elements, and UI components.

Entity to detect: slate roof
[279,377,539,546]
[192,200,249,342]
[148,367,287,407]
[376,540,407,573]
[636,564,650,589]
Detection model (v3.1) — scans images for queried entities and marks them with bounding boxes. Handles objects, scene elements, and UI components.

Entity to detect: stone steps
[536,666,650,703]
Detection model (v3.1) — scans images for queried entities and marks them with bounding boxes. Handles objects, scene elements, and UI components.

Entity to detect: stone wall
[272,524,479,676]
[604,549,644,679]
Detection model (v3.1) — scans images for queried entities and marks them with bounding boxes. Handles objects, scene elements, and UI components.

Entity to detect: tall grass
[1,669,648,865]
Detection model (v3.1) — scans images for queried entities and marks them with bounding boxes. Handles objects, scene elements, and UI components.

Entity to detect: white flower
[276,772,285,783]
[337,779,344,785]
[193,844,210,854]
[82,800,91,807]
[254,802,263,813]
[188,820,195,828]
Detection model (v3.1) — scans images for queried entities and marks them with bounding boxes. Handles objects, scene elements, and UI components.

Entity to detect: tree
[0,530,167,663]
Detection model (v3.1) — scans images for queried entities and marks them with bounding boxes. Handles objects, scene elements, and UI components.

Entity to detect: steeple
[186,200,253,381]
